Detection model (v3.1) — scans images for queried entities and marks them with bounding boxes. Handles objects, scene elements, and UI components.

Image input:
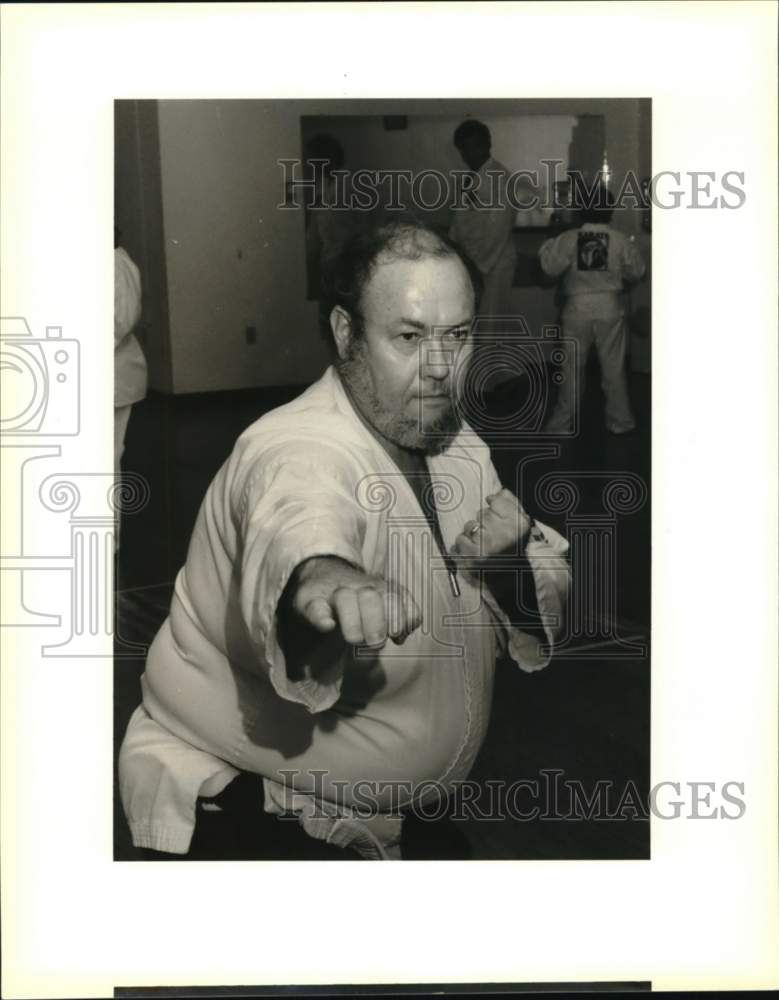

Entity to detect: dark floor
[114,358,650,861]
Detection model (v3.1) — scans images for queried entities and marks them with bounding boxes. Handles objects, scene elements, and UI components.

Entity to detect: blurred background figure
[539,189,645,435]
[304,133,355,265]
[304,133,363,341]
[114,228,147,550]
[449,119,517,321]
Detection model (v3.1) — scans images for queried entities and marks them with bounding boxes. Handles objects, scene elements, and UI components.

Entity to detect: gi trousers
[139,770,472,862]
[547,300,636,434]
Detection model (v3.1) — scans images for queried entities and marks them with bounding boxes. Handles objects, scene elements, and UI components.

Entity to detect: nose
[420,339,454,382]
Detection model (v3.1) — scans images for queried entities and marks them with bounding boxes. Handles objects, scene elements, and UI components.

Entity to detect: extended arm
[281,554,421,650]
[237,448,421,711]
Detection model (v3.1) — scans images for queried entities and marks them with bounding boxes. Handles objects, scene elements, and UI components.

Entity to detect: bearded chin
[336,347,463,456]
[415,407,462,455]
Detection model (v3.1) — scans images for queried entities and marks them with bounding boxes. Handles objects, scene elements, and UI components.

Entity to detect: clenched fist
[289,556,422,649]
[451,488,533,563]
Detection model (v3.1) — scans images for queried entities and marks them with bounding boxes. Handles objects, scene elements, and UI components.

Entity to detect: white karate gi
[114,247,147,547]
[119,368,570,857]
[539,223,645,434]
[450,157,517,320]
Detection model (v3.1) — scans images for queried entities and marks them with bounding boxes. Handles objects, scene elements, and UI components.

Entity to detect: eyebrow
[396,317,472,334]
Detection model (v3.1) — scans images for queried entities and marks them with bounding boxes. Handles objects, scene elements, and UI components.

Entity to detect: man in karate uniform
[119,220,570,860]
[449,119,517,322]
[539,192,646,434]
[114,234,147,550]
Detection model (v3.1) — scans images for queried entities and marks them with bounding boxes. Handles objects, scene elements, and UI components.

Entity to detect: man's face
[335,254,475,456]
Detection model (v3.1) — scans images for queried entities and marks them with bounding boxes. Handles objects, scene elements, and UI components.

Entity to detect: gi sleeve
[621,236,646,283]
[236,447,367,713]
[538,232,573,278]
[480,462,571,673]
[115,247,142,345]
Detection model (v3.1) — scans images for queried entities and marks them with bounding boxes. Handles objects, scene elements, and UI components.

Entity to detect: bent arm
[621,237,646,283]
[467,463,570,672]
[538,233,573,278]
[482,521,571,672]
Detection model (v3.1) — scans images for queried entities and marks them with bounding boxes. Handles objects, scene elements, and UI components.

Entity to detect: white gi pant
[547,294,635,435]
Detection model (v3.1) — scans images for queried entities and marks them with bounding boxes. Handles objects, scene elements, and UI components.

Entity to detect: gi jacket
[120,368,570,853]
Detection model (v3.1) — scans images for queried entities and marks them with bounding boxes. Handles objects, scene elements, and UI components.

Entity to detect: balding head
[326,218,482,342]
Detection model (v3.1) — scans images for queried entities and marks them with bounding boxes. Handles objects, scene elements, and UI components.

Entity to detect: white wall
[148,98,649,393]
[158,100,329,394]
[304,111,579,229]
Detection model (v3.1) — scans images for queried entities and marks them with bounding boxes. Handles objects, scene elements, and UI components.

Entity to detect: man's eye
[399,332,420,342]
[446,328,469,340]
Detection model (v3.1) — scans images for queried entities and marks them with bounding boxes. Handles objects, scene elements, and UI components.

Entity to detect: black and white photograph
[2,3,777,996]
[113,98,653,864]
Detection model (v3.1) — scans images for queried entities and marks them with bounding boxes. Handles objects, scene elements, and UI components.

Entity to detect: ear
[330,305,354,360]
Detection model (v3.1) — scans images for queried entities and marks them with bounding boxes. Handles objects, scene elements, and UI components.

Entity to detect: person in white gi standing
[449,120,517,321]
[114,234,147,549]
[118,219,570,860]
[539,192,645,434]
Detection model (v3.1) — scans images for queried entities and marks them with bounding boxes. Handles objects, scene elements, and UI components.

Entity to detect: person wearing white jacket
[119,220,570,860]
[539,196,645,434]
[450,120,517,322]
[114,237,147,547]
